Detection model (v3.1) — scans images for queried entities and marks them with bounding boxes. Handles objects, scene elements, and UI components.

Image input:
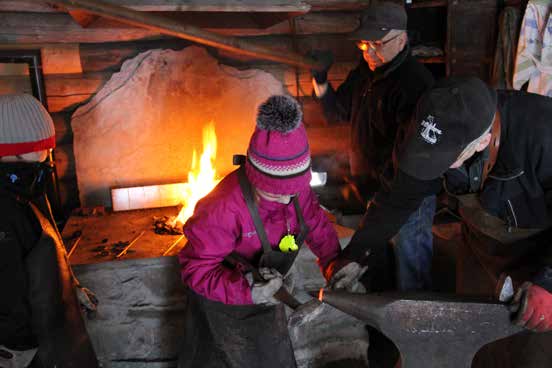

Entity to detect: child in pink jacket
[178,95,341,368]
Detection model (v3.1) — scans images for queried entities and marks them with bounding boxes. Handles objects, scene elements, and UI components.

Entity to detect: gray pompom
[256,95,302,133]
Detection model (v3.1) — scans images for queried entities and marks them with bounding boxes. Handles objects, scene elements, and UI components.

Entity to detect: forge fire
[2,1,552,368]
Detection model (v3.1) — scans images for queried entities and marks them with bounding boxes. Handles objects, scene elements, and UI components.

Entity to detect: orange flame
[174,122,221,224]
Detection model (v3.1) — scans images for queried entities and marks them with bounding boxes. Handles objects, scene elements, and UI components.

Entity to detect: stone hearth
[63,208,368,368]
[72,46,283,208]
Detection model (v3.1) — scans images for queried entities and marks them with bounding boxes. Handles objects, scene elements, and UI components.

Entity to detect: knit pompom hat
[245,95,311,195]
[0,94,55,157]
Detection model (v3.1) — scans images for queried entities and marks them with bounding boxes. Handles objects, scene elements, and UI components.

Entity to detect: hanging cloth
[178,165,309,368]
[492,7,522,89]
[513,0,552,96]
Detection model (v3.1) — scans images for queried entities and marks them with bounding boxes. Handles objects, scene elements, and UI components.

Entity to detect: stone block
[72,46,284,207]
[73,237,367,368]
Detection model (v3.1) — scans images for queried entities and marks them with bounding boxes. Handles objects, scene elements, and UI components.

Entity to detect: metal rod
[115,230,146,259]
[67,235,82,259]
[47,0,322,69]
[162,234,185,256]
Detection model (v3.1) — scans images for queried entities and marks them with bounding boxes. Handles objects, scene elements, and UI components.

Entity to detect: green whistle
[278,234,298,253]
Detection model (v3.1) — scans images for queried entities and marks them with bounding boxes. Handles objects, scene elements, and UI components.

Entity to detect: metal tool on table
[67,230,83,259]
[314,289,523,368]
[115,230,146,259]
[162,234,185,256]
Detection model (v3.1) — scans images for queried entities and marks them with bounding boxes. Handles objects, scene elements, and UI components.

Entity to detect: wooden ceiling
[0,0,371,13]
[0,0,364,44]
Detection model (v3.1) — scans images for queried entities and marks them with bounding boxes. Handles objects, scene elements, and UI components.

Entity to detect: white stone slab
[72,46,284,207]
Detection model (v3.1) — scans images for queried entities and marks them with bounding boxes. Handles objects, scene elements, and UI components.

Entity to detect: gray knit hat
[0,94,55,156]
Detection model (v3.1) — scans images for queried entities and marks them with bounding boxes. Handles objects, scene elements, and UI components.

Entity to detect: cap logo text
[420,115,442,145]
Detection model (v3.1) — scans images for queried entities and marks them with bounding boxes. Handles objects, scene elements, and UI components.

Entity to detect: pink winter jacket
[178,170,341,305]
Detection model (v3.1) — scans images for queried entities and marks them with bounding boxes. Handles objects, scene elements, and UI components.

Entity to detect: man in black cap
[327,76,552,367]
[311,1,436,293]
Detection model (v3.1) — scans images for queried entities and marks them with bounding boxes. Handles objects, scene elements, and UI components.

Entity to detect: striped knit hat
[245,95,311,195]
[0,94,55,157]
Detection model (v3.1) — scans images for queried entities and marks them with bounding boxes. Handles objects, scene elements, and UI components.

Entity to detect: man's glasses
[356,34,402,52]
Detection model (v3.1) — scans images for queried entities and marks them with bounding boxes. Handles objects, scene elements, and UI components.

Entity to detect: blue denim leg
[393,195,436,292]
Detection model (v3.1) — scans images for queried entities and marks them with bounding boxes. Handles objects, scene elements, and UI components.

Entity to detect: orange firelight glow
[318,288,325,302]
[174,122,221,224]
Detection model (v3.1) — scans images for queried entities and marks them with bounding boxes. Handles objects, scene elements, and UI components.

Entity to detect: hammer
[315,290,523,368]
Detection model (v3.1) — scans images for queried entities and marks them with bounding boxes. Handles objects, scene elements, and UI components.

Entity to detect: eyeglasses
[356,34,402,52]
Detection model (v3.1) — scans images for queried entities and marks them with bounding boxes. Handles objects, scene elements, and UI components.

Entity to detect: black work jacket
[319,46,434,182]
[0,186,99,366]
[342,90,552,290]
[0,190,41,347]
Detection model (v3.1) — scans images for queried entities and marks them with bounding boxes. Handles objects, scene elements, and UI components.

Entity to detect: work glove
[0,346,37,368]
[76,285,99,318]
[246,268,284,306]
[324,257,368,292]
[308,50,334,84]
[509,282,552,332]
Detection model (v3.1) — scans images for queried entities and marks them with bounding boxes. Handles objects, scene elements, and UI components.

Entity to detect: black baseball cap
[398,77,497,181]
[349,2,407,41]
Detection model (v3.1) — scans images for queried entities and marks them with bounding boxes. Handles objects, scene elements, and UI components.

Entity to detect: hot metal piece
[115,230,145,259]
[67,231,83,259]
[315,290,523,368]
[162,234,185,256]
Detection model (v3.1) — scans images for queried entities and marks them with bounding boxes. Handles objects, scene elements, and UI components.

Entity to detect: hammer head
[317,290,523,368]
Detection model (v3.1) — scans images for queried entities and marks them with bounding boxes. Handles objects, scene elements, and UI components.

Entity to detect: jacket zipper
[507,199,518,229]
[488,170,524,181]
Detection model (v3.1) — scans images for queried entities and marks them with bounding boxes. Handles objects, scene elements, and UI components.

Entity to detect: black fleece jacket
[318,46,435,182]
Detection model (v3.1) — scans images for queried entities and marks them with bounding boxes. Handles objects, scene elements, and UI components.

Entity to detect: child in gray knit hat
[0,94,55,163]
[0,94,99,368]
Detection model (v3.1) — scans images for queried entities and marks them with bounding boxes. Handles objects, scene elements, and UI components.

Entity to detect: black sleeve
[318,66,362,123]
[514,227,552,292]
[341,170,441,261]
[393,63,435,128]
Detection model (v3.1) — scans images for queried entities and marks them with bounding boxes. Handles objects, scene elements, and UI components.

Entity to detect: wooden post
[45,0,323,69]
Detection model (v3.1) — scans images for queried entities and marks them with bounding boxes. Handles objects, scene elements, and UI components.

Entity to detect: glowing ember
[173,122,220,225]
[318,288,325,302]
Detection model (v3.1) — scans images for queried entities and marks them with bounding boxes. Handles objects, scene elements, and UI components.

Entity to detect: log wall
[0,2,498,212]
[20,12,360,212]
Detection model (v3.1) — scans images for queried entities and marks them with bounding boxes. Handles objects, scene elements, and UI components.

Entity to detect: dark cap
[398,77,497,180]
[349,2,407,41]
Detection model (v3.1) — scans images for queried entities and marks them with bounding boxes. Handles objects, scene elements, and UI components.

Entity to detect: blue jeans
[393,195,436,292]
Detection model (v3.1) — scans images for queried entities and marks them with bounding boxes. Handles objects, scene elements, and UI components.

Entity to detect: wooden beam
[68,9,99,27]
[306,0,371,11]
[0,1,60,12]
[1,0,310,12]
[46,0,322,69]
[0,12,358,44]
[0,13,160,43]
[41,44,83,74]
[45,72,110,112]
